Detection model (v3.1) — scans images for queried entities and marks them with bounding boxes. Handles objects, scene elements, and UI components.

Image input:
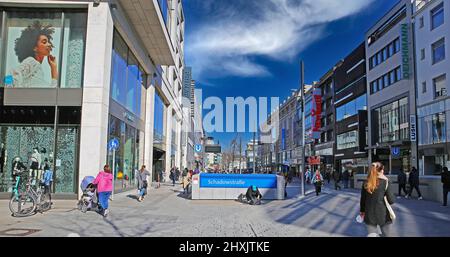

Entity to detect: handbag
[384,181,396,220]
[142,180,148,189]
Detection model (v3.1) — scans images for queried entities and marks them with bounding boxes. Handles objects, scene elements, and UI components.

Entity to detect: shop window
[2,10,87,88]
[60,12,87,88]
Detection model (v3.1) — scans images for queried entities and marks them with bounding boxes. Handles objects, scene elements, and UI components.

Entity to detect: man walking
[333,169,342,190]
[407,167,422,200]
[397,169,408,198]
[342,169,350,189]
[441,167,450,206]
[170,167,176,186]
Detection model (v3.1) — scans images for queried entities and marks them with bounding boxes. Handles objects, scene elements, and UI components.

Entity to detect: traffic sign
[195,144,202,153]
[108,138,120,151]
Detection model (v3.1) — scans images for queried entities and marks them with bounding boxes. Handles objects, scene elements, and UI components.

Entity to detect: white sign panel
[410,115,416,142]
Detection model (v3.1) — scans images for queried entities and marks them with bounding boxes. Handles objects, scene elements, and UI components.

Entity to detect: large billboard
[3,13,62,88]
[2,11,87,88]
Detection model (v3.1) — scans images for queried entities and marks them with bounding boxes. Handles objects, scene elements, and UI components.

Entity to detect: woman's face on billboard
[33,35,53,57]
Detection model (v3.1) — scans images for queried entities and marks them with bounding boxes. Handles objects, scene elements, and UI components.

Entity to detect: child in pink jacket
[93,165,113,217]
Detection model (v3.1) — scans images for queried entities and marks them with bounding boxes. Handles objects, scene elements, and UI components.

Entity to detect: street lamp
[297,61,306,197]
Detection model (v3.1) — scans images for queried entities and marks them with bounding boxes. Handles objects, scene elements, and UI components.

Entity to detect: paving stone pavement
[0,178,449,237]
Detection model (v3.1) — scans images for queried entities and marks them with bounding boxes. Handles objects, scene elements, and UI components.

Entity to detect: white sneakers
[103,209,109,217]
[418,196,423,200]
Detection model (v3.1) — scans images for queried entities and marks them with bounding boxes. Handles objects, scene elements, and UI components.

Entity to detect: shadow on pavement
[126,194,139,201]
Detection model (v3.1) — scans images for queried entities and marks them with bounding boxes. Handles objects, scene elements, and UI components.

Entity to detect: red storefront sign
[311,88,322,139]
[308,156,321,165]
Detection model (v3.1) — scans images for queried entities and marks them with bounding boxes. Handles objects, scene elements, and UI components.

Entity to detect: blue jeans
[98,191,111,210]
[139,188,147,197]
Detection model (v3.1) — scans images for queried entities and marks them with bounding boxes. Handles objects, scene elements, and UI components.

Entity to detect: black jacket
[397,171,407,185]
[342,170,350,180]
[333,171,341,182]
[408,170,420,186]
[442,171,450,188]
[360,179,395,226]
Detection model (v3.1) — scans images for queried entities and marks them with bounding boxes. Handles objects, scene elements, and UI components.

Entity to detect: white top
[9,57,57,88]
[31,152,41,166]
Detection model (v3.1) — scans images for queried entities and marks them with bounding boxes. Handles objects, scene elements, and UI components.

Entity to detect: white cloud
[186,0,374,80]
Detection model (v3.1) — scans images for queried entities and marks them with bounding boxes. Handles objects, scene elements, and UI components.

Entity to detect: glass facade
[111,30,146,118]
[372,97,409,145]
[336,94,367,121]
[107,115,143,193]
[157,0,169,28]
[0,106,81,194]
[1,10,87,88]
[154,92,166,149]
[337,130,359,150]
[419,112,447,145]
[417,100,450,175]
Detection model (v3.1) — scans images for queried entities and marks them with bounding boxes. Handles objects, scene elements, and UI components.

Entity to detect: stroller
[77,176,98,213]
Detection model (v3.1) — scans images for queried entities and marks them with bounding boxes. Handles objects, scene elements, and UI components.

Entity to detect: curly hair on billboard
[14,20,55,62]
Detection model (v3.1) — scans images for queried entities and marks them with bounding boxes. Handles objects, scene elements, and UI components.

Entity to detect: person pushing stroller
[78,176,98,213]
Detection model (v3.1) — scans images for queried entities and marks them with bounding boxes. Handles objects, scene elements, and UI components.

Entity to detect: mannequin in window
[0,143,6,174]
[29,147,42,183]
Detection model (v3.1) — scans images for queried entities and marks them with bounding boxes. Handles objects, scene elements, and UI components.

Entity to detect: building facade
[413,0,450,175]
[314,68,336,175]
[366,0,417,175]
[334,43,369,175]
[0,0,184,198]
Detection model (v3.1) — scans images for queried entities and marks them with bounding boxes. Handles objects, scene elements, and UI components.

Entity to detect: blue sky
[183,0,398,150]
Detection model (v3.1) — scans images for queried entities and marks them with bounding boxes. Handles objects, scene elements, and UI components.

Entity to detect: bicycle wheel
[39,191,52,212]
[9,192,36,217]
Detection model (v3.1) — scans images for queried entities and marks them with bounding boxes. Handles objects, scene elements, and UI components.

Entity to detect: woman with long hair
[93,164,113,217]
[359,162,395,237]
[311,169,324,196]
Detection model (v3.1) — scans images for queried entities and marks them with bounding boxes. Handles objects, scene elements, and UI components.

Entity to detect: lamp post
[299,61,306,197]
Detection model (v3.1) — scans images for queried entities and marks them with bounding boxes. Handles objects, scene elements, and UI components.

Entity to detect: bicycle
[9,171,52,217]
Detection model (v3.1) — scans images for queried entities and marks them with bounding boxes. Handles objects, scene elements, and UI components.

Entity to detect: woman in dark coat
[360,162,395,237]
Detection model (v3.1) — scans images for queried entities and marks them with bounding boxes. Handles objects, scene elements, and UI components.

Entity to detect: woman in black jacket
[360,162,395,237]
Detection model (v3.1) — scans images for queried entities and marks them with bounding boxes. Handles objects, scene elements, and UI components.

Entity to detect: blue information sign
[391,147,400,158]
[199,174,277,188]
[108,138,120,151]
[195,144,202,153]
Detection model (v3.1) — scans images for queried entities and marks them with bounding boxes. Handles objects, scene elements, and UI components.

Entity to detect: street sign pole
[111,149,115,200]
